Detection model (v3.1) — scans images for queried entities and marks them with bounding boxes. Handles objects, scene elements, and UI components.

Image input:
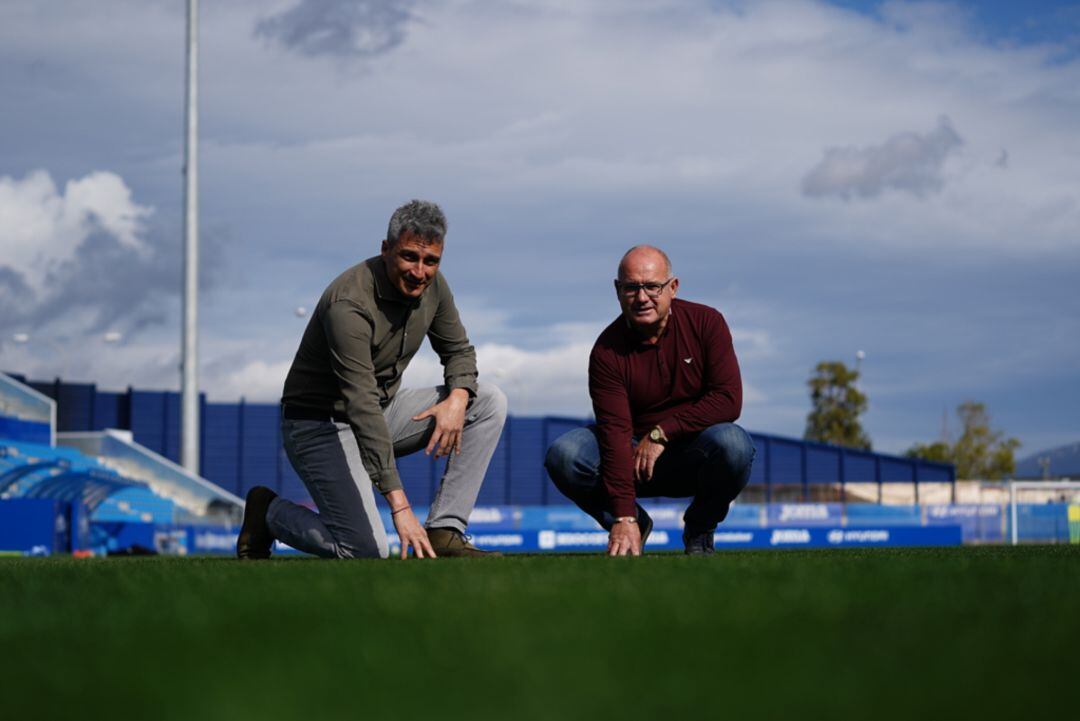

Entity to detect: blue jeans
[544,423,755,533]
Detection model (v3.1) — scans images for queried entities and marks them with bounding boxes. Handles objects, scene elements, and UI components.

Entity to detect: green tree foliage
[905,401,1021,479]
[804,361,871,450]
[904,441,951,464]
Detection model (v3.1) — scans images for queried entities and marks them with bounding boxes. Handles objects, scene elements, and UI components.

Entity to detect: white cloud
[213,359,293,402]
[402,341,593,416]
[0,170,151,292]
[401,335,768,417]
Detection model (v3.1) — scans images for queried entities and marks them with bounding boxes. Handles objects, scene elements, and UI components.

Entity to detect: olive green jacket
[282,256,478,492]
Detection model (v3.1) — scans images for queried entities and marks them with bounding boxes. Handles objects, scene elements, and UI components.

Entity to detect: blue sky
[1,0,1078,458]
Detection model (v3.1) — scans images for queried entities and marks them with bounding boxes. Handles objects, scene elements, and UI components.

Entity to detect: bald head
[618,245,672,281]
[614,245,678,338]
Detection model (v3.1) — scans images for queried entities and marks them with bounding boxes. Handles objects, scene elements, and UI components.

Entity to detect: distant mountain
[1015,442,1080,479]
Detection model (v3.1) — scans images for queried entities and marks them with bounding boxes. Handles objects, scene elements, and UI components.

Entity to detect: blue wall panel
[881,458,915,483]
[477,424,512,505]
[238,404,279,497]
[508,418,546,504]
[748,434,768,486]
[57,383,95,432]
[770,440,803,484]
[916,463,952,482]
[203,404,241,496]
[806,446,840,484]
[91,391,125,430]
[843,453,877,483]
[163,392,181,464]
[130,391,167,457]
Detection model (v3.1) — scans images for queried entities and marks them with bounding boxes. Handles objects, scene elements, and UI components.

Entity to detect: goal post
[1009,480,1080,546]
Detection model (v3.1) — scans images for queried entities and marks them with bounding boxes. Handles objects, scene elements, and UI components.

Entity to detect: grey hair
[386,199,447,246]
[618,245,672,278]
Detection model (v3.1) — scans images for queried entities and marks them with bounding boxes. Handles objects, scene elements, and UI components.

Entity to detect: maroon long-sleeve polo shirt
[588,298,743,517]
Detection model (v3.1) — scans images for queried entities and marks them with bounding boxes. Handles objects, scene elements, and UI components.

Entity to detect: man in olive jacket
[237,200,506,560]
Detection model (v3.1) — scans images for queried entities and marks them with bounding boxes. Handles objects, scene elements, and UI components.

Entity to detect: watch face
[650,429,661,441]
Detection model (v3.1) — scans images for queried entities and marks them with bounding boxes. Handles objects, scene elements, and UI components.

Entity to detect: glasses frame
[614,277,675,299]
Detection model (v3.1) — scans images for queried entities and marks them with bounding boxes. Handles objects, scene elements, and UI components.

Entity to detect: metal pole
[181,0,200,474]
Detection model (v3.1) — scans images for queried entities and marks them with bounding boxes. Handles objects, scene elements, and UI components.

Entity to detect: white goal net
[1008,481,1080,545]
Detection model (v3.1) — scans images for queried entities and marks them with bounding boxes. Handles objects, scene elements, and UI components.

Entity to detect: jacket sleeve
[589,343,638,518]
[657,310,742,440]
[323,299,402,493]
[427,276,479,397]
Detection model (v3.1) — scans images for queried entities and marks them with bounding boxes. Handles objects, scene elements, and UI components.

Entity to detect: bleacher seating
[0,439,175,524]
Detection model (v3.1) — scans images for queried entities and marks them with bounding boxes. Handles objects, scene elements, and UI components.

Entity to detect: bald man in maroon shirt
[545,245,755,555]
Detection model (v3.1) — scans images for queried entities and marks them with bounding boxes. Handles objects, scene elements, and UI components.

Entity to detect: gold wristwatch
[648,426,668,444]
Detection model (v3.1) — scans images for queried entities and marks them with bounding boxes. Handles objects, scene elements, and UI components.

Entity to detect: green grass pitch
[2,546,1077,721]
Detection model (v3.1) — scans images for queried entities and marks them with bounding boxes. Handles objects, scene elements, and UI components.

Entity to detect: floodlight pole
[181,0,200,474]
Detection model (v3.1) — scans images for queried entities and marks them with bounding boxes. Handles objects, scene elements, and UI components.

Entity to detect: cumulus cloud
[0,169,181,339]
[0,170,150,287]
[255,0,415,59]
[802,116,963,200]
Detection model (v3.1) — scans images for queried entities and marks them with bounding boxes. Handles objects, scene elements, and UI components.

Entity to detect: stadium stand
[0,372,241,556]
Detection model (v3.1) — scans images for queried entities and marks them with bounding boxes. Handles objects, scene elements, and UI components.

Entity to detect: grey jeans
[267,383,507,559]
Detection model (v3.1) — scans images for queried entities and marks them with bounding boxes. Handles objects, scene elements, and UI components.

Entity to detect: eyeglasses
[615,278,674,298]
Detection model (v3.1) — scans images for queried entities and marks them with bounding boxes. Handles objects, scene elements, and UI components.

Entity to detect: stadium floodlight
[180,0,200,475]
[1008,480,1080,545]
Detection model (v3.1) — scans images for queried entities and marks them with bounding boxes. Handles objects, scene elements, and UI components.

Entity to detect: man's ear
[381,239,389,254]
[670,277,679,297]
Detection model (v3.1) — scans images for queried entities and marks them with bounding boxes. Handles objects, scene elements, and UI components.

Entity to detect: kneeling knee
[335,538,389,560]
[474,382,508,421]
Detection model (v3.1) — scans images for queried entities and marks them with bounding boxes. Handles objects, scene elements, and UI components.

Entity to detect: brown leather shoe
[426,527,503,558]
[237,486,277,560]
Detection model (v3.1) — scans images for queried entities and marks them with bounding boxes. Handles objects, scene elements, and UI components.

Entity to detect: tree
[905,401,1021,480]
[904,441,951,464]
[804,360,871,450]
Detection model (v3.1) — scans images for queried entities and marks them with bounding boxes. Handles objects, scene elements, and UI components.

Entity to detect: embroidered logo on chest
[683,357,693,364]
